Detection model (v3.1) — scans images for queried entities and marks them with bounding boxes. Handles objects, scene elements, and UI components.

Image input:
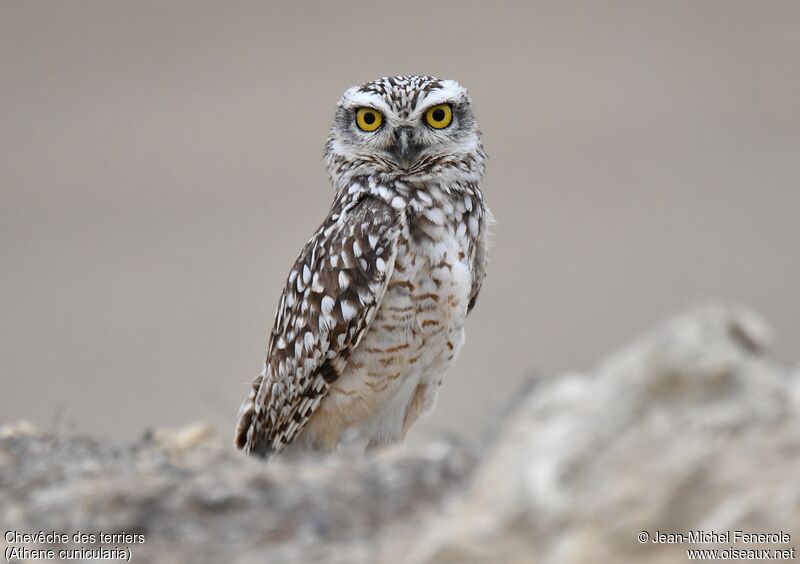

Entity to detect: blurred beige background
[1,1,798,441]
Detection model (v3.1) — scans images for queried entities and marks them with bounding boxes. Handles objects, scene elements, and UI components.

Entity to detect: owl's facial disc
[326,76,483,183]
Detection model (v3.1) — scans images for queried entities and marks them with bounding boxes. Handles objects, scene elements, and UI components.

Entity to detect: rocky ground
[2,304,799,564]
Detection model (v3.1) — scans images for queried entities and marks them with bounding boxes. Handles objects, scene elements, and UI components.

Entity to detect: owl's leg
[293,408,347,453]
[401,381,430,438]
[355,382,428,451]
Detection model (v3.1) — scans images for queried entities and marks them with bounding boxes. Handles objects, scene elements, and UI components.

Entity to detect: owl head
[325,76,485,187]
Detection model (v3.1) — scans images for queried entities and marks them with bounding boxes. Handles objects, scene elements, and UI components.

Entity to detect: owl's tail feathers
[234,373,275,458]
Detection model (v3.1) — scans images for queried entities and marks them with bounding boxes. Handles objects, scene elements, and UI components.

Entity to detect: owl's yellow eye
[424,104,453,129]
[355,108,383,132]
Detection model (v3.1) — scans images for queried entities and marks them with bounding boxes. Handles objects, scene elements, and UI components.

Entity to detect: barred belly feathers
[235,76,492,456]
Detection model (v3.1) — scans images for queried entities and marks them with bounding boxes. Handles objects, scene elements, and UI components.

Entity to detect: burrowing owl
[235,75,491,457]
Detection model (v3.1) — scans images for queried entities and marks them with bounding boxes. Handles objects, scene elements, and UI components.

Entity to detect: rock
[150,422,216,453]
[410,304,800,564]
[0,420,37,439]
[1,304,798,564]
[0,427,478,563]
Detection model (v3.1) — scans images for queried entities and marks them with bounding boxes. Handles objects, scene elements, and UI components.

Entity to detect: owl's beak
[391,126,418,168]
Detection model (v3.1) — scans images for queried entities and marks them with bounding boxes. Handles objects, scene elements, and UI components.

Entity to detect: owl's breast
[299,218,474,449]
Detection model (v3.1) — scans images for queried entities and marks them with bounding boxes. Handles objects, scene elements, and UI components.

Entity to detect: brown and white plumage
[236,76,491,457]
